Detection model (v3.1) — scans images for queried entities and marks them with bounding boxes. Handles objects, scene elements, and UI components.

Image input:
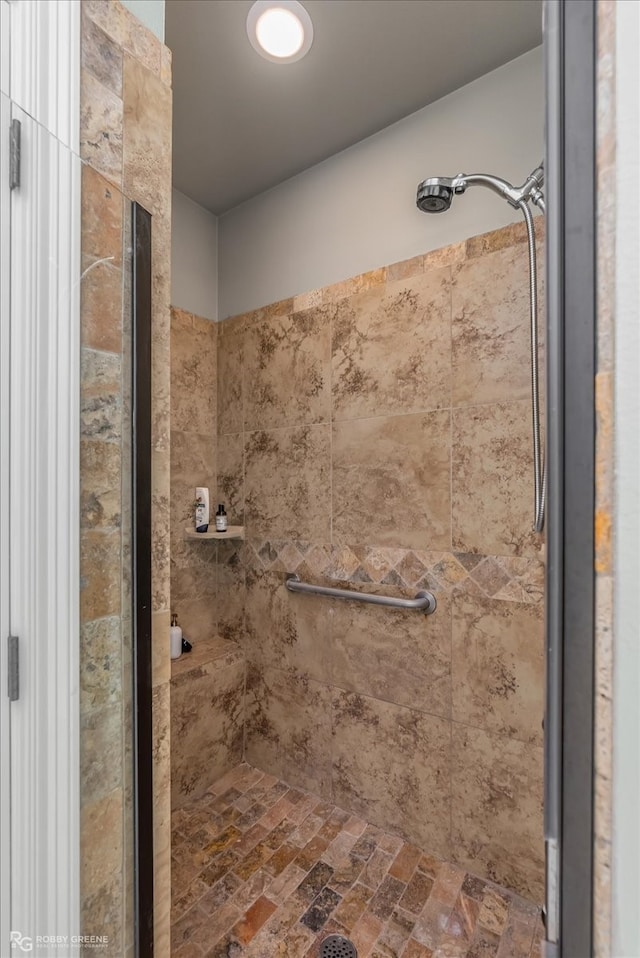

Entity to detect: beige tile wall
[170,306,218,642]
[79,1,172,954]
[594,1,616,953]
[170,638,245,809]
[215,220,546,902]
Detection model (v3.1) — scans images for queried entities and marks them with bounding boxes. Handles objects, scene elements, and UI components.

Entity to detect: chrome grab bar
[285,573,437,615]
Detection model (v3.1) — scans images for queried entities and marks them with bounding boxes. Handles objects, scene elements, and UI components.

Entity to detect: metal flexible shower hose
[518,200,546,533]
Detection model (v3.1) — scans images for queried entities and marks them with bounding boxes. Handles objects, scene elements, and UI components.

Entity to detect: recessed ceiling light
[247,0,314,63]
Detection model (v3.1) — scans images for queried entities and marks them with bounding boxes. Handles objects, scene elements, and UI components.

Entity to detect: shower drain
[319,934,358,958]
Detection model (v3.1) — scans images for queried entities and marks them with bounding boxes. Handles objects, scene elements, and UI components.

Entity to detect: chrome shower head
[416,177,456,213]
[417,163,546,215]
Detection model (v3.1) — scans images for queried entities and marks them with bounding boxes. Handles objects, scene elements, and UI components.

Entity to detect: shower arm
[450,164,545,212]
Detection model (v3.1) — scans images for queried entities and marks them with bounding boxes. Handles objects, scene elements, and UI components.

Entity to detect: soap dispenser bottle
[170,613,182,659]
[215,503,228,532]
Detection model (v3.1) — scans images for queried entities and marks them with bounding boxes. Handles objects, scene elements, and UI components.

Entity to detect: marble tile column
[80,1,173,953]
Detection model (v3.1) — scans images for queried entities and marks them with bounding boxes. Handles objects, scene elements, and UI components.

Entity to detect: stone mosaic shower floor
[171,764,543,958]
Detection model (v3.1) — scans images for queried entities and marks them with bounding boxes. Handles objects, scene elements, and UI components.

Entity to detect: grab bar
[285,573,437,615]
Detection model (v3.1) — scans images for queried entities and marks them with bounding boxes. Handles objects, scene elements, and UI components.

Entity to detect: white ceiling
[166,0,542,215]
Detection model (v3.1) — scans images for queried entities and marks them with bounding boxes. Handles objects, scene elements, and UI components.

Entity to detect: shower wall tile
[81,875,124,958]
[170,307,217,640]
[152,610,171,688]
[171,597,218,649]
[243,306,332,430]
[81,439,122,529]
[81,3,173,949]
[245,666,333,798]
[171,307,217,435]
[84,0,162,75]
[218,316,245,434]
[152,682,172,953]
[330,592,451,719]
[80,348,122,444]
[171,649,245,808]
[81,163,124,261]
[332,411,451,550]
[81,13,124,97]
[331,690,451,860]
[595,371,613,575]
[594,3,616,951]
[80,529,122,621]
[452,595,544,746]
[81,166,124,354]
[331,269,451,421]
[217,432,245,525]
[452,401,541,558]
[160,45,173,87]
[322,266,386,305]
[244,567,331,683]
[244,424,331,540]
[213,219,545,900]
[170,427,217,502]
[216,539,247,646]
[451,725,544,902]
[386,252,424,282]
[152,480,171,616]
[80,616,122,713]
[81,704,124,807]
[464,221,532,259]
[452,244,535,407]
[244,539,544,606]
[81,786,124,901]
[80,68,124,188]
[122,55,172,213]
[423,240,467,271]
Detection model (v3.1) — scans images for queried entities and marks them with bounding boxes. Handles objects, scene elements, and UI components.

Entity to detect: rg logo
[10,932,33,952]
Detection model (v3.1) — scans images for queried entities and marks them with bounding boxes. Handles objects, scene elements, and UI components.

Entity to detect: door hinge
[9,118,21,190]
[8,634,19,701]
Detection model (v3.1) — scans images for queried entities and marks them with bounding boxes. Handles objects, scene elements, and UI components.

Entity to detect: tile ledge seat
[170,634,244,680]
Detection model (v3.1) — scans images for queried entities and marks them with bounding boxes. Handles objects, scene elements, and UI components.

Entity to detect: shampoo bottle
[195,487,209,533]
[215,503,228,532]
[170,613,182,659]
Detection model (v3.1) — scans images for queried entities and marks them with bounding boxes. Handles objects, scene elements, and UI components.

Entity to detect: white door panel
[8,103,80,952]
[8,0,79,152]
[0,87,12,958]
[0,1,81,949]
[0,1,10,97]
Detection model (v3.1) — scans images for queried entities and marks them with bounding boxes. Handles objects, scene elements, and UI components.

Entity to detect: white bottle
[170,613,182,659]
[195,487,209,532]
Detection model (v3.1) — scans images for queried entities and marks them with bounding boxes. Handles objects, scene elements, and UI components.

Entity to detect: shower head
[416,163,546,215]
[416,177,457,213]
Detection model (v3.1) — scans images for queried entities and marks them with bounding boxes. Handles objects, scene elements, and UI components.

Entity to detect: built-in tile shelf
[184,526,245,541]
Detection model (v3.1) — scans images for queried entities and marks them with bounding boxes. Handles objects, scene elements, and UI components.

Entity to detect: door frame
[544,0,597,955]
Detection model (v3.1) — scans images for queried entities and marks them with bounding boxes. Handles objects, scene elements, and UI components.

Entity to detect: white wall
[121,0,164,41]
[218,46,544,319]
[612,2,640,955]
[171,188,218,322]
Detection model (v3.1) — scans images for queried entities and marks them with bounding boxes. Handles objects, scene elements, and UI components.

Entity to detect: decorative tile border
[241,539,544,605]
